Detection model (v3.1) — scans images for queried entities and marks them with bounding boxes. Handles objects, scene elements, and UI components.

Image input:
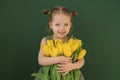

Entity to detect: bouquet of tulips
[31,37,87,80]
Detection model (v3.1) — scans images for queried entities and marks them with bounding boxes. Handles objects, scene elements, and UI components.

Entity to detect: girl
[35,6,85,80]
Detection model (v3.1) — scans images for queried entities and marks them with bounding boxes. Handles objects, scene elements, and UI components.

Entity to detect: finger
[62,71,69,75]
[57,64,65,67]
[57,68,66,73]
[57,70,65,73]
[57,67,64,70]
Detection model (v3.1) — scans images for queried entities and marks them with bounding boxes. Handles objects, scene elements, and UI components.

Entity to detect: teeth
[59,32,65,34]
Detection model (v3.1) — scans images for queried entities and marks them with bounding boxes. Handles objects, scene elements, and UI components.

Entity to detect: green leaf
[70,71,74,80]
[72,47,82,62]
[49,66,53,80]
[42,66,50,74]
[53,65,57,80]
[56,69,62,80]
[31,73,48,80]
[74,69,81,80]
[62,75,67,80]
[49,65,57,80]
[66,73,72,80]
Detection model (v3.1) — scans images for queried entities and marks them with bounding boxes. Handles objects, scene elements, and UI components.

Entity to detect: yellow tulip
[77,49,87,59]
[55,39,63,46]
[50,47,59,57]
[54,39,63,53]
[68,38,82,53]
[63,43,72,57]
[56,46,63,55]
[42,45,51,56]
[47,40,54,47]
[74,39,82,47]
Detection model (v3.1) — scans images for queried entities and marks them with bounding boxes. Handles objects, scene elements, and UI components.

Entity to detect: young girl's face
[49,13,72,39]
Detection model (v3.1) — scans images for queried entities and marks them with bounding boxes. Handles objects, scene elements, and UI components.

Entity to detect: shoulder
[40,35,52,45]
[40,37,47,45]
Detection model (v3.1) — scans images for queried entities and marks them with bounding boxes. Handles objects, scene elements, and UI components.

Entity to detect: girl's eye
[64,24,68,26]
[55,24,60,26]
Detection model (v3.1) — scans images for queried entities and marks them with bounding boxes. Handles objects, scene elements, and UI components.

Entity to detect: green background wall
[0,0,120,80]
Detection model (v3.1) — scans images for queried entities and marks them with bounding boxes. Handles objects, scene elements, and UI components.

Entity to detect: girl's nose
[60,26,65,30]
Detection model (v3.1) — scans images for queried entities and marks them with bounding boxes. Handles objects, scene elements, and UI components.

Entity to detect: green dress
[34,36,85,80]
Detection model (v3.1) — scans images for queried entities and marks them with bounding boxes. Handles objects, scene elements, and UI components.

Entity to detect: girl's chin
[53,33,68,39]
[57,35,67,39]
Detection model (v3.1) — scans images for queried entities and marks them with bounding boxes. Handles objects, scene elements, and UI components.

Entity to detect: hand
[58,56,72,64]
[57,62,74,75]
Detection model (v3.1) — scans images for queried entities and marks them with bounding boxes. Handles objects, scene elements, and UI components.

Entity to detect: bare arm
[72,58,85,70]
[38,37,72,66]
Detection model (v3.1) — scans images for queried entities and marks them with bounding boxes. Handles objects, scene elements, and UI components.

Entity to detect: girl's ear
[49,22,53,29]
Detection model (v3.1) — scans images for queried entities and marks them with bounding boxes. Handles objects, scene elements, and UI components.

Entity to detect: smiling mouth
[58,32,65,35]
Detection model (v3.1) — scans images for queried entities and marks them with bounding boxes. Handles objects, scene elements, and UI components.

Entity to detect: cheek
[68,26,72,31]
[67,27,72,33]
[49,26,53,30]
[49,24,55,30]
[49,22,53,29]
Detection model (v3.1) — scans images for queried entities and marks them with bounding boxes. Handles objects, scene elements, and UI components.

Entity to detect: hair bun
[43,10,51,15]
[71,11,78,16]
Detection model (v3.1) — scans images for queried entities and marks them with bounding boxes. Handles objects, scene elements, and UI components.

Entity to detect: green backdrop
[0,0,120,80]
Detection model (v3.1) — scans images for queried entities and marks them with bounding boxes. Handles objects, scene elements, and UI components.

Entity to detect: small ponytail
[43,7,78,17]
[43,10,51,15]
[71,11,78,16]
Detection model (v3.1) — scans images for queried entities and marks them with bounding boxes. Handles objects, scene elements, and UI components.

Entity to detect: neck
[52,35,68,42]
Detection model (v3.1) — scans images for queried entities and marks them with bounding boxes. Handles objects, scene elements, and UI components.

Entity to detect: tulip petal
[78,49,87,59]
